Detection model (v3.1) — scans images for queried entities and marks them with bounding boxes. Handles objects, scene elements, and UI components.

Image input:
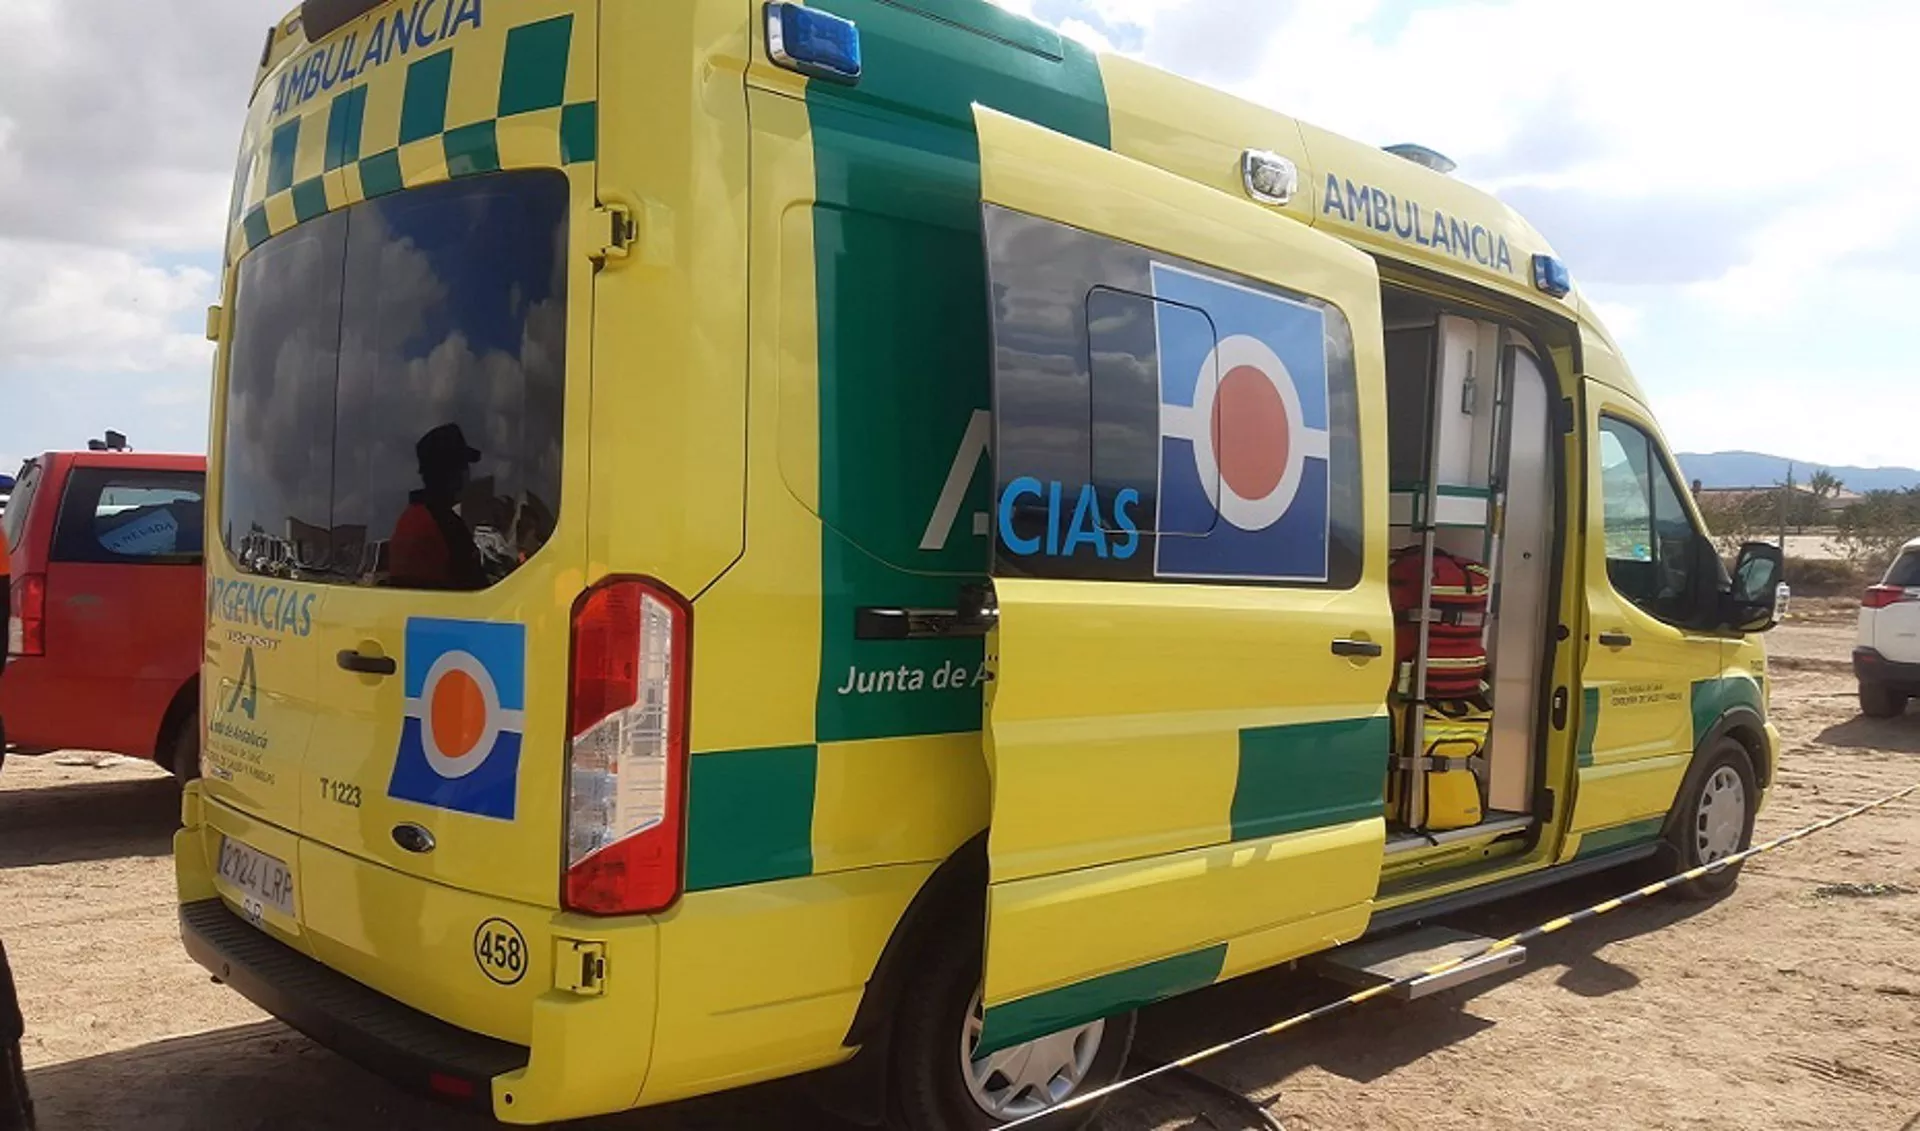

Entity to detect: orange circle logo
[430,668,488,761]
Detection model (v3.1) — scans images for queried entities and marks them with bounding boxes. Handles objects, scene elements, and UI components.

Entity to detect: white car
[1856,535,1920,718]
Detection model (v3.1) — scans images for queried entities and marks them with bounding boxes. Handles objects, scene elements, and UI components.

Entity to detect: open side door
[974,107,1397,1054]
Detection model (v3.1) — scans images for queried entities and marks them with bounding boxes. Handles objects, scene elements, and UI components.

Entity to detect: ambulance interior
[1379,289,1558,858]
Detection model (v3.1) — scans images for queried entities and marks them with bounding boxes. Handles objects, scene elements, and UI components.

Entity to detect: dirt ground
[3,615,1916,1131]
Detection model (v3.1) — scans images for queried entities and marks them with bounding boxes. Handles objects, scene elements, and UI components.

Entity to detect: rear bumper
[1854,648,1920,691]
[174,792,662,1125]
[180,899,528,1112]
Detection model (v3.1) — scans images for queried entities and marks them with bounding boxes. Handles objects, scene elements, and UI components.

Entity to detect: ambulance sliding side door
[972,107,1397,1055]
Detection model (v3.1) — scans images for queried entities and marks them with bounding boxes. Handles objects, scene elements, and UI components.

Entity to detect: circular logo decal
[473,918,528,986]
[1180,334,1309,532]
[420,650,503,780]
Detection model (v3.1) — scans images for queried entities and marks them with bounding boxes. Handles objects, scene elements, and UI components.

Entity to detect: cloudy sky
[2,0,1915,476]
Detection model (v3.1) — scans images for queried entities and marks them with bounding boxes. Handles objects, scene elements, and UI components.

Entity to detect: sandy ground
[2,618,1916,1131]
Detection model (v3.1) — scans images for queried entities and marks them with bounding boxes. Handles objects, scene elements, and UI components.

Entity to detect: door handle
[337,649,397,676]
[1331,638,1385,659]
[1598,631,1634,649]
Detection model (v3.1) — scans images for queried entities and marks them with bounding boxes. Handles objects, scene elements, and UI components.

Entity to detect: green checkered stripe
[236,14,594,256]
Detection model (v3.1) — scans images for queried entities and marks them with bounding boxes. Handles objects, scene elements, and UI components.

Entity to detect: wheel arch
[845,831,988,1049]
[1661,706,1766,843]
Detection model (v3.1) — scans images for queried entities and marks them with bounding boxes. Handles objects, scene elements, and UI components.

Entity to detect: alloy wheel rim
[961,989,1106,1120]
[1695,765,1747,864]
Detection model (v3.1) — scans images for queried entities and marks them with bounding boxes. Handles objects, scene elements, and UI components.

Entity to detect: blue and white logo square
[1151,263,1332,583]
[389,618,527,821]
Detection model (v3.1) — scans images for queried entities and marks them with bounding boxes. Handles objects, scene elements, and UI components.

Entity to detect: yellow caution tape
[1003,780,1920,1130]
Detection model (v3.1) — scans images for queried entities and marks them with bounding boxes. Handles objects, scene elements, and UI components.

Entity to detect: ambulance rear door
[972,107,1397,1054]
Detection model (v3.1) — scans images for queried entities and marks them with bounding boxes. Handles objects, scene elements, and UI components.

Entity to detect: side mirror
[1726,542,1789,633]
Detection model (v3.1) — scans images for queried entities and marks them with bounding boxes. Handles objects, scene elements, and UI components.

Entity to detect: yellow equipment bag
[1389,698,1490,831]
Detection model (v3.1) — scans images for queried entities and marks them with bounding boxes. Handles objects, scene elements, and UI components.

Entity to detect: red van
[2,450,206,778]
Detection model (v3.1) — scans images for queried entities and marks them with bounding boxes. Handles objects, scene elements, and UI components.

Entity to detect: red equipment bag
[1390,546,1492,697]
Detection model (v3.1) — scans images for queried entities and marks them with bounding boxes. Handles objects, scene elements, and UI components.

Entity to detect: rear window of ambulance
[221,171,567,590]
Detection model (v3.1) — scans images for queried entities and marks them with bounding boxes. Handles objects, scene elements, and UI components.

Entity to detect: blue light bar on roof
[766,3,863,85]
[1533,254,1572,299]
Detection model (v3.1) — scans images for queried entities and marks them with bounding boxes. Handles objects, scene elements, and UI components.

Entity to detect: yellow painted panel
[588,0,751,599]
[813,734,988,874]
[498,107,563,169]
[1218,901,1373,982]
[446,21,509,129]
[496,969,657,1124]
[263,191,297,235]
[1098,54,1313,223]
[984,819,1382,1009]
[292,107,331,187]
[641,865,929,1105]
[397,135,448,185]
[1569,753,1689,834]
[358,50,408,157]
[684,86,820,757]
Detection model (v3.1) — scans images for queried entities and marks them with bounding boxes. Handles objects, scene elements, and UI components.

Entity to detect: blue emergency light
[1532,254,1572,299]
[766,3,863,85]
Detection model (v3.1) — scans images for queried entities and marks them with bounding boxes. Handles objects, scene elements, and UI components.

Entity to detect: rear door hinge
[555,939,607,996]
[591,203,635,263]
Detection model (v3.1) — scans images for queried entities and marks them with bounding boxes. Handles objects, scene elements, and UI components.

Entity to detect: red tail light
[1863,585,1914,610]
[8,573,45,657]
[563,578,691,916]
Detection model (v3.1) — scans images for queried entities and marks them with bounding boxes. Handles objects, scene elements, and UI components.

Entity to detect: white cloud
[0,242,214,374]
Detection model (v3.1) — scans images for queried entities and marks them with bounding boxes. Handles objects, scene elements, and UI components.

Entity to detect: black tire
[1664,738,1759,900]
[162,706,201,783]
[886,933,1134,1131]
[1859,680,1908,719]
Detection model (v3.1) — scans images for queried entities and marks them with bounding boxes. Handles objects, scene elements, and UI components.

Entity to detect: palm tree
[1808,469,1844,500]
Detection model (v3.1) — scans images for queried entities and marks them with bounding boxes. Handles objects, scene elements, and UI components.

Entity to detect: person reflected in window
[389,424,485,590]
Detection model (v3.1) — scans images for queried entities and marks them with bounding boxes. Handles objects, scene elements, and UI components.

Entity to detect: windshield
[221,171,568,590]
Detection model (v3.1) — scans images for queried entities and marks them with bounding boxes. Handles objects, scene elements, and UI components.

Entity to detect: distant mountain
[1678,452,1920,493]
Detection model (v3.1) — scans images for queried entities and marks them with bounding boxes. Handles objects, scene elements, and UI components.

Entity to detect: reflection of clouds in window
[223,216,341,570]
[222,172,568,587]
[329,176,567,585]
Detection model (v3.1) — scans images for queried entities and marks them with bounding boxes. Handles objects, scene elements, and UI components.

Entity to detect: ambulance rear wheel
[1664,738,1757,900]
[886,935,1134,1131]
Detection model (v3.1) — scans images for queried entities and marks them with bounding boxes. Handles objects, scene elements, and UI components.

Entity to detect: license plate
[217,837,296,922]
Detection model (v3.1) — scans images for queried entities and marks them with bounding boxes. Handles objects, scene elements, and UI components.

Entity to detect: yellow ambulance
[179,1,1792,1127]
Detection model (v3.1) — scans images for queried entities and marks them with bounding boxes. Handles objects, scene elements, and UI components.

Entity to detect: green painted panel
[266,119,301,196]
[1691,675,1762,749]
[324,86,368,171]
[358,149,405,198]
[803,0,1110,744]
[498,14,573,117]
[242,206,272,250]
[290,178,330,223]
[443,121,501,177]
[1576,686,1601,767]
[1576,816,1664,858]
[685,745,818,892]
[980,944,1226,1056]
[1231,716,1390,842]
[399,50,454,145]
[559,102,597,164]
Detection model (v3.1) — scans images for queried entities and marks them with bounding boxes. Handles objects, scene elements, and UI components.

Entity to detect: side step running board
[1311,925,1526,1001]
